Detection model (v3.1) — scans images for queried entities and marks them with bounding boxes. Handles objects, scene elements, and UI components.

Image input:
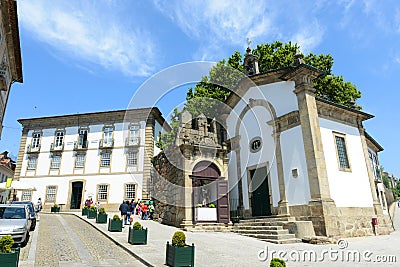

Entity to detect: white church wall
[280,125,310,205]
[319,118,373,207]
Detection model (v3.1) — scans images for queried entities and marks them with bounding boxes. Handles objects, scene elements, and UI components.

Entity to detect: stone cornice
[1,0,23,83]
[316,99,373,127]
[18,107,169,130]
[268,111,300,134]
[364,131,384,152]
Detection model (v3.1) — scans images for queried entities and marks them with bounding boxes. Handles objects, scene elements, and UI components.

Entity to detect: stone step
[232,225,283,230]
[260,238,301,244]
[241,233,296,240]
[234,221,286,226]
[239,216,295,222]
[233,229,289,235]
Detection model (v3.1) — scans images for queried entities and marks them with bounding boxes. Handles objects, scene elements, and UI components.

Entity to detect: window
[75,154,85,168]
[125,184,136,199]
[22,191,32,201]
[128,124,140,145]
[335,134,350,170]
[78,129,88,148]
[103,127,113,146]
[249,137,262,153]
[27,156,37,170]
[32,133,41,148]
[55,131,64,148]
[101,151,111,167]
[97,184,108,201]
[127,151,137,166]
[46,186,57,202]
[51,155,61,169]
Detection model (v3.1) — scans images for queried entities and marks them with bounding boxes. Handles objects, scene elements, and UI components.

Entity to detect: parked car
[0,204,31,246]
[12,201,37,230]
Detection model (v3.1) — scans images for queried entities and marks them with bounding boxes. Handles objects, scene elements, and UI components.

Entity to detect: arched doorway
[191,161,229,224]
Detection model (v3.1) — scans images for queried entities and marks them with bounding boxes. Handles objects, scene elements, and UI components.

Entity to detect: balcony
[50,143,64,152]
[99,139,114,148]
[125,137,140,147]
[26,144,41,153]
[73,141,88,151]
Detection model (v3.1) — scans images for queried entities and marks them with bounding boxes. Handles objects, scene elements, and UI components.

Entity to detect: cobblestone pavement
[20,213,144,266]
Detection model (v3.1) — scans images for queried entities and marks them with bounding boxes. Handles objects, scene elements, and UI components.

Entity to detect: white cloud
[19,1,156,77]
[152,0,326,59]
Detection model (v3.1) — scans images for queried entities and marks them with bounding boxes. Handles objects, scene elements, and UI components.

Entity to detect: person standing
[119,200,129,226]
[126,200,132,225]
[37,198,42,212]
[149,202,154,220]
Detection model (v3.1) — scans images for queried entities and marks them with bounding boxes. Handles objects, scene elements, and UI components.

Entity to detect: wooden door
[217,179,229,223]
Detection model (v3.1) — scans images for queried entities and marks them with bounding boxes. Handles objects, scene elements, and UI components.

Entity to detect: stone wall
[151,148,186,227]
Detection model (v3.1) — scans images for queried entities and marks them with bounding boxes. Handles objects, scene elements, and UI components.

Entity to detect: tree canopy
[186,41,362,116]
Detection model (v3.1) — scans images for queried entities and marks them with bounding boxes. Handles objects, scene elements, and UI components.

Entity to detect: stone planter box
[195,207,217,222]
[51,207,60,213]
[87,210,97,219]
[108,218,123,232]
[82,208,88,216]
[0,248,20,267]
[165,242,195,267]
[128,227,148,245]
[96,213,108,223]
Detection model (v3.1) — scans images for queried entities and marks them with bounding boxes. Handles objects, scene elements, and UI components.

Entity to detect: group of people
[84,197,101,212]
[119,199,154,225]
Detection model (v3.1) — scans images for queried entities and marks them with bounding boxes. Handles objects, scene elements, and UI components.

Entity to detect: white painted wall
[19,116,154,209]
[226,80,298,210]
[319,118,373,207]
[280,126,310,205]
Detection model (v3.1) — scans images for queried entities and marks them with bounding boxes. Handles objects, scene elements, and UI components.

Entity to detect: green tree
[156,108,180,150]
[186,41,362,115]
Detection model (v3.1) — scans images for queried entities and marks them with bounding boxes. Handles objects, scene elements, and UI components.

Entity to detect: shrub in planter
[82,206,89,216]
[270,258,286,267]
[87,205,97,219]
[108,214,123,232]
[51,204,60,213]
[165,231,194,267]
[0,235,20,267]
[128,222,147,245]
[96,207,108,223]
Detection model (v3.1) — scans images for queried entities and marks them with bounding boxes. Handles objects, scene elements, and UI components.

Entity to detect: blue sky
[0,0,399,176]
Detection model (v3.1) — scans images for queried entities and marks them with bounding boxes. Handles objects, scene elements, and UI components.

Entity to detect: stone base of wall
[154,202,185,228]
[183,222,233,232]
[288,204,394,238]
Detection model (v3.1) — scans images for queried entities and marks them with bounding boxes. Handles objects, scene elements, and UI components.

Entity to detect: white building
[0,0,23,138]
[224,50,393,237]
[14,108,169,211]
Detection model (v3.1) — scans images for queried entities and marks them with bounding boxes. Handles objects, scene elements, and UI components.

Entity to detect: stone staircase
[232,216,301,244]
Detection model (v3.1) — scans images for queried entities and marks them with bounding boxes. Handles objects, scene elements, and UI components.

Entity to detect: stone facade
[152,110,230,230]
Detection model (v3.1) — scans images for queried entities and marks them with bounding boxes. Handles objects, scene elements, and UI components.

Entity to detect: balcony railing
[50,143,64,151]
[73,141,88,150]
[26,144,41,153]
[125,137,140,147]
[99,139,114,148]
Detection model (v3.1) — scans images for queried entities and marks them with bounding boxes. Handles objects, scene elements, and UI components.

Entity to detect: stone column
[275,132,290,216]
[143,115,155,200]
[231,136,244,216]
[282,65,340,236]
[358,127,383,215]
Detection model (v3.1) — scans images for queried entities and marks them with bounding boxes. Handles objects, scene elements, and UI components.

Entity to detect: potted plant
[82,206,89,216]
[96,207,108,223]
[128,221,148,245]
[165,231,194,267]
[51,203,60,213]
[270,258,286,267]
[87,205,97,219]
[108,214,123,232]
[0,235,20,267]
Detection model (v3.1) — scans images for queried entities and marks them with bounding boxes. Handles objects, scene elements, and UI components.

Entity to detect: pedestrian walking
[37,198,42,212]
[97,201,101,212]
[119,200,129,226]
[126,200,132,225]
[149,202,154,220]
